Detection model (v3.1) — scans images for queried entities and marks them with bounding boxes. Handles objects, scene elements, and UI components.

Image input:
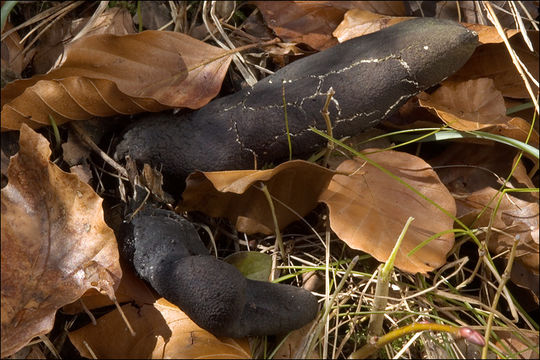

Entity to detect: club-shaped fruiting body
[120,207,318,338]
[115,18,478,182]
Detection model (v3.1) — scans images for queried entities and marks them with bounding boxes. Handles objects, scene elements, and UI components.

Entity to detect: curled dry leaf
[494,329,540,360]
[462,23,520,45]
[319,149,456,274]
[254,1,406,50]
[273,320,318,359]
[32,6,136,75]
[332,9,409,43]
[181,160,335,235]
[417,78,538,146]
[417,78,508,131]
[68,298,251,359]
[449,30,538,98]
[431,143,539,296]
[487,116,540,147]
[1,30,234,130]
[0,124,121,357]
[1,22,27,82]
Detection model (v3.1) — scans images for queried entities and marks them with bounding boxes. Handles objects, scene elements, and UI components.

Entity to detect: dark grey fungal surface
[120,207,318,338]
[115,18,478,182]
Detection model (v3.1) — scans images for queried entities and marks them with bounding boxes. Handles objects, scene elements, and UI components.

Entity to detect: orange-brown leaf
[1,30,233,130]
[68,298,252,359]
[449,30,538,98]
[319,150,456,274]
[254,1,406,50]
[432,143,539,288]
[463,23,520,45]
[181,160,335,235]
[418,78,508,131]
[332,9,409,43]
[0,124,121,357]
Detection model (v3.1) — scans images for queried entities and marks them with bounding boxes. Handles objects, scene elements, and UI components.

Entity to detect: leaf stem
[349,323,484,359]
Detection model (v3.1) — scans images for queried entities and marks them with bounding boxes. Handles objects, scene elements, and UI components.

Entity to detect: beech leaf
[1,124,121,357]
[254,1,406,50]
[333,9,409,43]
[431,143,539,294]
[68,298,252,359]
[418,78,508,131]
[319,150,456,274]
[449,30,538,98]
[1,30,234,130]
[181,160,335,235]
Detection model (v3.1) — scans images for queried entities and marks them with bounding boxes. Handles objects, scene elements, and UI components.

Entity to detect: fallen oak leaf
[180,160,335,235]
[1,124,121,357]
[1,30,236,130]
[319,149,456,274]
[68,298,252,359]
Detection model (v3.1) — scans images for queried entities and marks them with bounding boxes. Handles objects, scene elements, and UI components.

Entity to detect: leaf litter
[1,124,121,357]
[1,1,538,359]
[1,30,234,130]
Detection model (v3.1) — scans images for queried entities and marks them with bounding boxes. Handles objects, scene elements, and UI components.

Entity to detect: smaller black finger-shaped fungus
[120,207,209,286]
[240,278,319,337]
[120,207,319,338]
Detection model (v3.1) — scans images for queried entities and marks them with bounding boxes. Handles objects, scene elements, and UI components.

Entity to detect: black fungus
[115,18,478,182]
[121,207,319,338]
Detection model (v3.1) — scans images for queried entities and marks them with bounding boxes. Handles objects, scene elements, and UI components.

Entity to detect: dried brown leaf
[332,9,409,43]
[254,1,406,50]
[32,7,136,74]
[1,30,233,130]
[487,116,539,147]
[1,124,121,357]
[1,22,26,81]
[68,298,252,359]
[319,150,456,274]
[431,143,539,294]
[417,77,539,147]
[494,329,539,359]
[273,320,318,359]
[181,160,335,235]
[463,23,520,45]
[449,30,538,98]
[418,78,508,131]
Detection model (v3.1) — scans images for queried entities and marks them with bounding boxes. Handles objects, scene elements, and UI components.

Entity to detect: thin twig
[481,236,521,358]
[482,1,539,114]
[69,122,128,178]
[259,182,286,281]
[79,298,97,325]
[323,215,331,359]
